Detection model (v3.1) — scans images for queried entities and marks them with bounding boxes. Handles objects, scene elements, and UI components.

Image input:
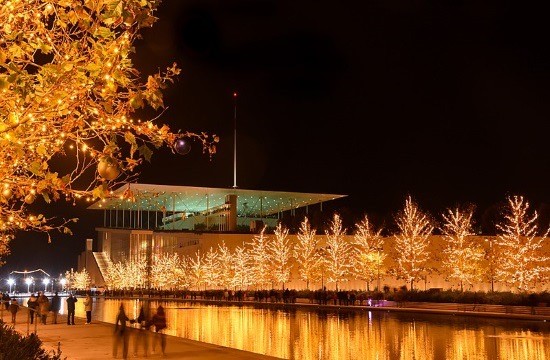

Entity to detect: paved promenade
[0,309,280,360]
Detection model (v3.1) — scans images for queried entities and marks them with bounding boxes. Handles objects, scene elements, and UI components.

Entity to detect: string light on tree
[0,0,218,258]
[294,217,320,290]
[494,196,550,292]
[324,213,352,291]
[393,196,434,291]
[268,223,294,290]
[352,214,386,291]
[441,206,483,291]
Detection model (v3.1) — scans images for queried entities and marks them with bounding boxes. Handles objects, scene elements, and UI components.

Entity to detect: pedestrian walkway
[0,309,281,360]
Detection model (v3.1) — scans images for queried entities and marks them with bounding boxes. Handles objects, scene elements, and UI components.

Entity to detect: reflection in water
[87,299,550,360]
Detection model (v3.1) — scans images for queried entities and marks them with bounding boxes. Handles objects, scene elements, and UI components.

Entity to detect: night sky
[2,1,549,278]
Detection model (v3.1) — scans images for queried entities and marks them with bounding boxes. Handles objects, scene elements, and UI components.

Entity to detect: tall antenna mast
[232,91,238,188]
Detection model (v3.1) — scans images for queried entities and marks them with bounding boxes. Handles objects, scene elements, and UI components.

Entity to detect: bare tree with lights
[293,217,321,290]
[151,253,181,290]
[0,0,217,258]
[352,214,386,291]
[233,245,251,290]
[268,222,294,290]
[217,241,235,289]
[64,268,76,291]
[202,246,220,289]
[494,196,550,292]
[73,268,91,290]
[324,213,352,291]
[188,250,206,291]
[393,196,434,291]
[441,206,483,291]
[248,226,271,289]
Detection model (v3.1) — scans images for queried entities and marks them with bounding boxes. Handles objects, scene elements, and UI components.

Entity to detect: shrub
[0,321,64,359]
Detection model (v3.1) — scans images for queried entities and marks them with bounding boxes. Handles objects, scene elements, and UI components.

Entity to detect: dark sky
[3,0,549,278]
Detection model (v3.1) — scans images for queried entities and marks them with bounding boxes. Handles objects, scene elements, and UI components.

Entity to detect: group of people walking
[113,303,167,359]
[26,291,62,325]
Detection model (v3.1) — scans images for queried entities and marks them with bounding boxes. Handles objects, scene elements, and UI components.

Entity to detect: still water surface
[70,298,550,360]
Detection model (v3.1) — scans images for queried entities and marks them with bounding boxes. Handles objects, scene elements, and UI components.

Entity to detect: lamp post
[25,277,32,294]
[43,278,50,293]
[60,278,67,293]
[7,278,14,294]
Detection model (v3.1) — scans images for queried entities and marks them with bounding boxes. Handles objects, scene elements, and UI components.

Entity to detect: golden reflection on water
[92,299,550,360]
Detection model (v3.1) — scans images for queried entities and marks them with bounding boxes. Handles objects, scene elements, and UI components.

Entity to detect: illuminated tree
[151,253,180,290]
[64,268,76,291]
[217,241,235,289]
[495,196,550,292]
[202,246,220,289]
[248,225,271,289]
[105,259,145,290]
[352,214,386,291]
[73,268,91,290]
[0,0,217,255]
[188,250,206,290]
[232,245,251,289]
[293,217,321,289]
[174,255,190,289]
[393,196,434,290]
[324,213,352,290]
[268,222,293,289]
[441,207,483,291]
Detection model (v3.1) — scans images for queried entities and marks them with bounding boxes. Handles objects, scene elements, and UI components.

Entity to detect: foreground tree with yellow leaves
[0,0,217,257]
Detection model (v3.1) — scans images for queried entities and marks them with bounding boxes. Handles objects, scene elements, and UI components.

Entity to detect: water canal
[59,297,550,359]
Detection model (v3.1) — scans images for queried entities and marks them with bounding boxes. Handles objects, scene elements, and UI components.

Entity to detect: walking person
[113,304,130,359]
[37,292,50,325]
[151,305,167,356]
[9,299,19,325]
[50,292,61,324]
[66,293,77,325]
[84,293,93,324]
[132,306,150,357]
[27,293,38,324]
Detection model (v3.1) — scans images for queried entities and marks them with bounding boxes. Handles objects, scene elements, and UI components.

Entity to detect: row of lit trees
[102,195,548,293]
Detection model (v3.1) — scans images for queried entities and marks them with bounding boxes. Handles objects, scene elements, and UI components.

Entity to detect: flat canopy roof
[87,183,346,217]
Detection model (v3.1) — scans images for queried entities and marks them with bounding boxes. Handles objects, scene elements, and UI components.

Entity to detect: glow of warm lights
[247,226,271,289]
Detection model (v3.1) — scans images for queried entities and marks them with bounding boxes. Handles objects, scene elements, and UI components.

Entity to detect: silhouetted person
[27,293,38,324]
[132,306,150,357]
[151,305,167,356]
[113,304,130,359]
[66,294,77,325]
[50,292,61,324]
[37,293,50,325]
[9,299,19,324]
[84,293,93,324]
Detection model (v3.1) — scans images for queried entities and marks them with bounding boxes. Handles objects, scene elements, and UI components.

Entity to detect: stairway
[93,252,112,283]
